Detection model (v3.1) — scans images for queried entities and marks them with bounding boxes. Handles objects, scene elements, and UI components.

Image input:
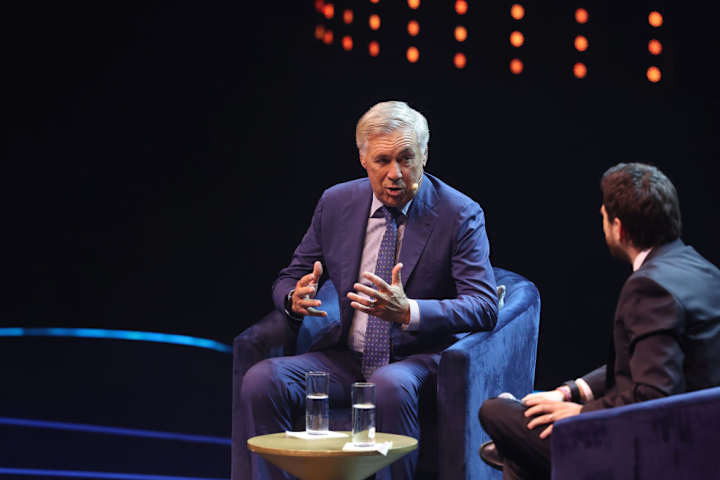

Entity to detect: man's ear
[422,148,428,167]
[614,217,627,244]
[359,153,367,170]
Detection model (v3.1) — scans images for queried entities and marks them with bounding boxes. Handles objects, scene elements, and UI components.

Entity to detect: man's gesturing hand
[347,263,411,325]
[291,261,327,317]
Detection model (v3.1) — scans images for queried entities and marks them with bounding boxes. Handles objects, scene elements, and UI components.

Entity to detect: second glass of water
[352,382,376,446]
[305,371,329,434]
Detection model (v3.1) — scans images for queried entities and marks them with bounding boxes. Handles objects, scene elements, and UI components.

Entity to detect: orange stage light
[370,0,380,3]
[369,14,381,30]
[407,46,420,63]
[454,53,467,69]
[648,39,663,55]
[455,26,468,42]
[510,31,525,47]
[511,4,525,20]
[649,11,663,27]
[573,62,587,79]
[315,0,325,14]
[408,20,420,36]
[510,58,523,74]
[343,9,353,24]
[574,35,588,52]
[323,3,334,19]
[647,66,662,83]
[408,0,420,9]
[455,0,468,15]
[314,25,325,40]
[575,8,589,24]
[342,36,353,51]
[369,41,380,57]
[323,29,333,45]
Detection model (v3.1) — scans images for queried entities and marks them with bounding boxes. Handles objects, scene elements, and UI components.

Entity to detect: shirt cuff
[402,299,420,331]
[576,377,594,403]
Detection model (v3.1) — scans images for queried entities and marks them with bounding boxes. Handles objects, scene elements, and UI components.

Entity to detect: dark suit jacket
[582,239,720,412]
[271,173,498,358]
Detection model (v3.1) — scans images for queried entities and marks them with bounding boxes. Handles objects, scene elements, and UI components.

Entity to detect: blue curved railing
[0,468,226,480]
[0,328,232,354]
[0,417,230,445]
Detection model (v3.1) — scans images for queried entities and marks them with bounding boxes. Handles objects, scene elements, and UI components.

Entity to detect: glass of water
[305,371,329,434]
[352,382,376,446]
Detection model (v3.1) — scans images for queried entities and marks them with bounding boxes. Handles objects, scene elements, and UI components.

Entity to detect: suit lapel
[398,174,438,289]
[340,181,373,303]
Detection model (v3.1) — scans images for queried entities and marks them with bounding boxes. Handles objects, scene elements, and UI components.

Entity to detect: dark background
[4,0,720,457]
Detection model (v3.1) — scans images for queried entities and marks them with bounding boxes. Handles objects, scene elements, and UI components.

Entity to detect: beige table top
[247,431,417,480]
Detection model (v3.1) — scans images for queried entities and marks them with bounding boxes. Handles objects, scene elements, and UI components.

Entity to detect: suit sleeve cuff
[402,299,420,331]
[284,289,304,322]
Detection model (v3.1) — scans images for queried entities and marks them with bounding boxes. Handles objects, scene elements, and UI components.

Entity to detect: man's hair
[355,101,429,158]
[601,162,682,249]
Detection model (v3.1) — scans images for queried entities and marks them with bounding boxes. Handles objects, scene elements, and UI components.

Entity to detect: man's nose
[387,161,402,180]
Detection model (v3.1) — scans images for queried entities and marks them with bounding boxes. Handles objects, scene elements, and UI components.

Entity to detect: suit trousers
[478,397,552,480]
[237,345,440,480]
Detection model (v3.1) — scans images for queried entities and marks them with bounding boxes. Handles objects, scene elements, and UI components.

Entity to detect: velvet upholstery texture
[551,386,720,479]
[232,267,540,479]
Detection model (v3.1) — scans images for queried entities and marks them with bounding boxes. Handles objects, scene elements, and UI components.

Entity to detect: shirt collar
[633,248,653,271]
[370,194,412,218]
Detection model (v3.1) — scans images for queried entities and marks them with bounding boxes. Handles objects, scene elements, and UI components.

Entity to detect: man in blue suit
[236,101,498,479]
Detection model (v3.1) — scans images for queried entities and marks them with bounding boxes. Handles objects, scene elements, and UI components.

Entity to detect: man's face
[360,129,427,208]
[601,204,627,261]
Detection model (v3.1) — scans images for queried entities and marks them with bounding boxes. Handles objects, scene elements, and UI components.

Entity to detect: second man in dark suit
[478,162,720,479]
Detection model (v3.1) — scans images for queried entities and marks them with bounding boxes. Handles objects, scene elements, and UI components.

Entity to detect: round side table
[247,431,417,480]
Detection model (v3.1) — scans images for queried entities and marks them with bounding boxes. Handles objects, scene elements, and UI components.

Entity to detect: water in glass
[305,392,329,434]
[352,401,376,446]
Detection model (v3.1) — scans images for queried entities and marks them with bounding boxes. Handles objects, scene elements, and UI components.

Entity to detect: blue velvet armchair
[551,386,720,479]
[232,267,540,479]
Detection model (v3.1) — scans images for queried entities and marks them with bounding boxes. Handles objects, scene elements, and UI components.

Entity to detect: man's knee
[240,358,284,404]
[372,372,417,418]
[479,397,504,421]
[479,397,518,433]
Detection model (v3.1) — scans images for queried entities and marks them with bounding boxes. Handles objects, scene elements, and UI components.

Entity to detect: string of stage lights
[312,1,667,84]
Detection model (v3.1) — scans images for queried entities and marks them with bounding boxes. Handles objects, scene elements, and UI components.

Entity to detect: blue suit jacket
[272,173,498,358]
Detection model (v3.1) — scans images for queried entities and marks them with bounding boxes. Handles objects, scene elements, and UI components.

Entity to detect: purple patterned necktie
[361,206,399,380]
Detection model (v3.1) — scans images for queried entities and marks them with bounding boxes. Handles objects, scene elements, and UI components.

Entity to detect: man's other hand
[291,261,327,317]
[347,263,410,325]
[524,401,582,439]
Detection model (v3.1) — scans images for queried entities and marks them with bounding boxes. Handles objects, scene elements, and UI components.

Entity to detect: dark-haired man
[478,162,720,479]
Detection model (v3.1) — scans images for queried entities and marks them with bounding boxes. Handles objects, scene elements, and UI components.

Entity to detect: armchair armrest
[232,311,298,413]
[231,310,298,477]
[551,386,720,479]
[438,269,540,480]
